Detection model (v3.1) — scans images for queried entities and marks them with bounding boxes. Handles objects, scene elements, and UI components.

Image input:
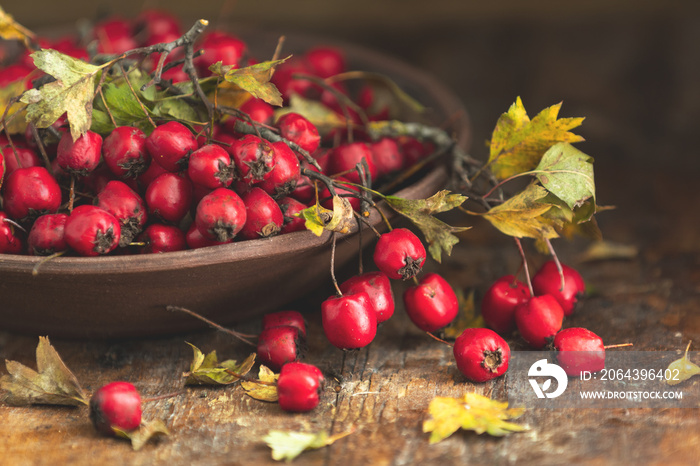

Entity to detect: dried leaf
[299,196,354,236]
[20,49,103,141]
[443,289,484,339]
[0,79,29,134]
[211,57,289,107]
[488,97,584,180]
[384,190,469,263]
[242,365,279,402]
[666,342,700,386]
[534,142,595,209]
[480,184,560,240]
[263,429,354,462]
[183,343,256,386]
[0,336,88,406]
[113,419,170,451]
[423,393,528,443]
[0,5,35,46]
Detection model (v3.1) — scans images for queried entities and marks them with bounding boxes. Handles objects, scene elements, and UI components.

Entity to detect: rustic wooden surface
[2,3,700,465]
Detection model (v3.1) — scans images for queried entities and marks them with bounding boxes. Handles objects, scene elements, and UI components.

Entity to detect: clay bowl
[0,31,470,339]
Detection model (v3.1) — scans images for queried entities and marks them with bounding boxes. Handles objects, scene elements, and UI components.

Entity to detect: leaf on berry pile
[533,142,595,209]
[0,336,88,406]
[423,393,528,443]
[488,97,584,180]
[263,428,354,462]
[443,289,484,339]
[0,79,29,134]
[153,98,201,123]
[20,49,103,141]
[113,419,170,451]
[299,196,354,236]
[183,343,256,386]
[384,190,469,263]
[211,57,289,107]
[242,365,279,402]
[666,342,700,386]
[0,5,35,47]
[274,94,345,132]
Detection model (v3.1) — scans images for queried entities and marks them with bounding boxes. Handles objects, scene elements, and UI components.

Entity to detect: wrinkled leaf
[0,79,29,134]
[211,57,289,107]
[242,365,279,402]
[183,343,256,386]
[263,429,354,462]
[0,336,88,406]
[274,94,345,132]
[21,49,103,141]
[0,6,35,46]
[488,97,584,180]
[443,289,484,339]
[299,195,354,236]
[100,81,151,124]
[666,342,700,386]
[423,393,528,443]
[113,419,170,451]
[534,142,595,209]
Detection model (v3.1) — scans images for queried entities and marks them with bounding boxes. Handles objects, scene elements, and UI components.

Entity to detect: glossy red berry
[95,180,148,246]
[278,196,308,234]
[145,172,193,224]
[0,211,24,254]
[89,381,142,436]
[305,46,346,78]
[277,362,324,412]
[187,143,235,189]
[228,134,275,184]
[257,325,305,370]
[321,292,377,350]
[3,167,62,223]
[339,271,395,324]
[270,58,316,103]
[328,142,377,184]
[146,121,197,172]
[480,275,531,334]
[136,223,187,254]
[56,131,103,176]
[371,137,404,179]
[453,328,511,382]
[27,213,69,256]
[275,113,321,155]
[514,295,565,349]
[195,187,247,242]
[239,187,284,240]
[93,18,138,54]
[403,272,459,333]
[195,31,247,76]
[553,327,605,376]
[185,221,230,249]
[262,310,307,338]
[64,205,121,257]
[102,126,149,179]
[373,228,426,280]
[1,145,42,177]
[532,260,585,316]
[239,98,274,125]
[258,141,300,198]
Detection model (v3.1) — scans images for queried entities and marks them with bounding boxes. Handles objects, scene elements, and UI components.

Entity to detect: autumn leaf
[443,289,484,339]
[263,429,354,462]
[384,190,469,263]
[183,343,256,386]
[0,336,88,406]
[21,49,103,141]
[211,57,289,107]
[0,79,29,134]
[423,393,528,443]
[299,195,354,236]
[0,5,35,47]
[534,142,595,209]
[666,342,700,386]
[488,97,584,180]
[242,365,279,402]
[113,419,170,451]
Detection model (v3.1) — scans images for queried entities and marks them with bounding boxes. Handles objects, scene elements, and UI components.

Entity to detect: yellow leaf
[666,341,700,386]
[0,79,29,134]
[481,184,561,240]
[0,6,35,47]
[242,365,279,402]
[263,428,354,462]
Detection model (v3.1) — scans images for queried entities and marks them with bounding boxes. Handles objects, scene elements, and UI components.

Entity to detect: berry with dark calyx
[321,291,377,350]
[275,113,321,155]
[340,271,395,324]
[0,211,24,254]
[532,260,585,316]
[64,205,121,257]
[371,137,404,180]
[146,121,198,172]
[228,134,275,184]
[102,126,150,179]
[185,222,230,249]
[3,167,62,223]
[258,141,300,198]
[481,275,531,334]
[305,46,346,78]
[514,295,565,349]
[145,172,193,224]
[328,142,377,184]
[403,272,459,333]
[257,325,305,370]
[553,327,605,377]
[56,130,103,176]
[27,213,69,256]
[195,187,247,242]
[277,362,324,412]
[373,228,426,280]
[95,180,148,247]
[187,143,235,189]
[89,381,142,436]
[1,145,42,177]
[262,310,307,338]
[278,196,307,234]
[453,328,511,383]
[239,187,284,240]
[136,223,187,254]
[138,158,169,187]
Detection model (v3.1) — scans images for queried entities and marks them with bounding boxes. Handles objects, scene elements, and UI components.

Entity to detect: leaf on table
[384,190,469,263]
[0,5,35,47]
[443,289,484,339]
[183,343,256,386]
[273,94,346,132]
[113,419,170,451]
[0,79,29,134]
[666,341,700,386]
[20,49,103,141]
[534,142,595,209]
[480,184,560,240]
[242,365,279,402]
[211,57,289,107]
[263,429,354,462]
[576,240,639,262]
[488,97,584,180]
[423,393,528,443]
[0,336,88,406]
[299,195,354,236]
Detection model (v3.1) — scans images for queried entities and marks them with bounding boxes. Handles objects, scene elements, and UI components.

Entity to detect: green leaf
[211,57,289,107]
[113,419,170,451]
[534,142,595,209]
[152,98,201,123]
[263,429,354,462]
[666,342,700,386]
[20,49,103,141]
[488,97,584,180]
[384,190,469,263]
[183,343,256,386]
[101,81,151,124]
[480,184,560,240]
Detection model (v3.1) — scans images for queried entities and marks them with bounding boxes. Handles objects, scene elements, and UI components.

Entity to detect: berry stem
[223,369,277,386]
[27,124,52,174]
[426,331,453,347]
[514,237,534,296]
[166,305,257,345]
[68,175,76,213]
[330,232,343,296]
[603,343,634,349]
[31,250,66,276]
[544,237,566,292]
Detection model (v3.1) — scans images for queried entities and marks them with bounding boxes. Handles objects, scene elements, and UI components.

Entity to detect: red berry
[195,187,247,242]
[95,180,148,246]
[373,228,426,280]
[136,9,182,42]
[257,325,305,370]
[277,362,324,412]
[270,58,316,102]
[102,126,150,179]
[187,143,234,189]
[514,295,565,349]
[532,260,585,316]
[0,211,24,254]
[146,121,197,172]
[453,328,511,382]
[93,18,138,54]
[136,223,187,254]
[3,167,62,223]
[239,187,284,240]
[328,142,377,184]
[371,137,404,179]
[258,141,300,198]
[321,292,377,350]
[57,131,103,176]
[278,196,308,234]
[145,172,193,224]
[275,113,321,155]
[403,272,459,333]
[27,213,69,256]
[138,159,169,187]
[553,327,605,376]
[64,205,121,257]
[339,272,395,324]
[89,381,142,436]
[240,98,274,125]
[228,134,275,184]
[480,275,531,334]
[185,222,230,249]
[1,145,42,177]
[195,31,247,76]
[262,310,307,338]
[305,46,346,78]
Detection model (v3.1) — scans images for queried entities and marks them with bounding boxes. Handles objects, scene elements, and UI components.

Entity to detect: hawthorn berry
[185,222,230,249]
[262,310,307,338]
[257,325,305,370]
[56,130,103,176]
[276,362,324,412]
[553,327,605,377]
[480,275,531,334]
[514,295,565,349]
[3,167,62,223]
[321,291,377,350]
[278,196,308,234]
[146,121,197,172]
[137,223,187,254]
[403,272,459,333]
[258,141,301,198]
[89,381,142,436]
[102,126,149,179]
[532,260,585,316]
[371,137,404,179]
[95,180,148,246]
[275,113,321,155]
[305,46,346,78]
[239,98,274,125]
[27,213,69,256]
[0,211,23,254]
[453,328,511,382]
[373,228,426,280]
[328,142,377,184]
[195,187,247,242]
[194,31,247,76]
[64,205,122,257]
[270,57,316,103]
[1,145,42,176]
[145,172,193,224]
[187,143,235,189]
[238,187,284,240]
[228,134,275,184]
[339,271,395,324]
[93,18,138,54]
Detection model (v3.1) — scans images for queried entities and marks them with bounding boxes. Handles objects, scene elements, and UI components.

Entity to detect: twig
[166,305,257,346]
